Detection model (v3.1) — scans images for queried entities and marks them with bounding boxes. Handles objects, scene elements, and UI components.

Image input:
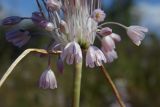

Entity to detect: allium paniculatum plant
[0,0,148,107]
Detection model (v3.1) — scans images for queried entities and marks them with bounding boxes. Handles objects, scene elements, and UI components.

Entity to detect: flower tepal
[86,46,106,68]
[5,29,31,48]
[39,68,57,89]
[127,26,148,46]
[61,41,82,64]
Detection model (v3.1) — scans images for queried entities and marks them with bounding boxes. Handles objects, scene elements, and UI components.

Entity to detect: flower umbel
[0,1,148,107]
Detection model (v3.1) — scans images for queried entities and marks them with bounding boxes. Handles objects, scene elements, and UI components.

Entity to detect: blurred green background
[0,0,160,107]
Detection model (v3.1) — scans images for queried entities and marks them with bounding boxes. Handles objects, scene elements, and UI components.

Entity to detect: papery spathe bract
[56,57,64,74]
[32,12,44,23]
[61,41,82,64]
[39,68,57,89]
[127,26,148,46]
[86,46,106,68]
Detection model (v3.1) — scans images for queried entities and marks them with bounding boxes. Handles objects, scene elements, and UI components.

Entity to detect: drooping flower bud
[5,29,31,47]
[39,20,55,31]
[32,12,44,23]
[39,68,57,89]
[56,57,64,74]
[91,9,106,23]
[46,0,62,11]
[1,16,23,25]
[32,12,54,31]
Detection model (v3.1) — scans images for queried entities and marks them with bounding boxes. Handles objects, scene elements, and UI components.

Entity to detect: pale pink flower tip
[99,27,112,36]
[61,41,82,64]
[110,33,121,42]
[39,68,57,89]
[91,9,106,23]
[86,46,106,68]
[127,26,148,46]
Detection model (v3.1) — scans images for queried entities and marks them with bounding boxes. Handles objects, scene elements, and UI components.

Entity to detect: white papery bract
[127,26,148,46]
[39,68,57,89]
[86,46,106,68]
[61,41,82,64]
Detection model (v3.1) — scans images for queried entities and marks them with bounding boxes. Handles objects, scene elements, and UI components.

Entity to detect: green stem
[72,62,83,107]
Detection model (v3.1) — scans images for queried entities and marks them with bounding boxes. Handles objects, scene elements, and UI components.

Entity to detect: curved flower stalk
[0,0,148,107]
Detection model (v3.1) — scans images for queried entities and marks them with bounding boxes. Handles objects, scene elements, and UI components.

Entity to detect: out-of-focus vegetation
[0,1,160,107]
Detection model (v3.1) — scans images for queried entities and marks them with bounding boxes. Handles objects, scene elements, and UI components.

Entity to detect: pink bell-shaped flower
[127,26,148,46]
[61,41,82,64]
[86,46,106,68]
[39,68,57,89]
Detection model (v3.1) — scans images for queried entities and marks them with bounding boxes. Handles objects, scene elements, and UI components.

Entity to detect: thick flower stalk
[0,0,148,107]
